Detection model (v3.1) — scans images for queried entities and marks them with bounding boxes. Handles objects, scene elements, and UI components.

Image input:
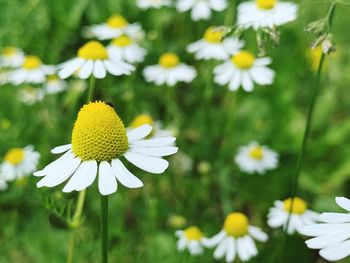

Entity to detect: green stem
[87,76,96,102]
[101,195,109,263]
[67,231,76,263]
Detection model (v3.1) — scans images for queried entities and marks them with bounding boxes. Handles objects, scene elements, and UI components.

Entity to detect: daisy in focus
[43,75,67,95]
[143,52,196,86]
[0,146,40,182]
[34,101,178,196]
[107,35,146,64]
[0,46,24,68]
[301,197,350,262]
[176,0,228,21]
[267,197,319,235]
[237,0,298,30]
[176,226,208,256]
[234,141,278,174]
[204,212,268,262]
[137,0,172,9]
[129,114,173,138]
[187,27,244,61]
[58,41,134,80]
[18,87,45,105]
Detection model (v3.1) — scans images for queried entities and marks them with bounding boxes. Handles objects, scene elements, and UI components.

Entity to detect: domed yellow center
[256,0,277,9]
[23,56,42,70]
[111,35,133,47]
[249,146,264,160]
[5,148,25,165]
[184,226,203,241]
[283,197,307,215]
[107,15,128,28]
[203,27,224,43]
[223,212,249,238]
[159,53,180,68]
[231,51,255,69]
[2,47,17,56]
[78,41,108,60]
[71,102,128,161]
[130,114,154,128]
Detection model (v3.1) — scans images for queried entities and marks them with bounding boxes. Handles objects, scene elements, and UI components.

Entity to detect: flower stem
[101,195,109,263]
[87,75,96,102]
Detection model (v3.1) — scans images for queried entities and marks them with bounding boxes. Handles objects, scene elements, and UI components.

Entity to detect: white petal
[124,152,168,174]
[132,137,176,147]
[214,238,228,259]
[111,159,143,188]
[98,161,117,195]
[202,230,226,248]
[130,146,178,157]
[51,144,72,154]
[62,160,97,192]
[93,60,107,79]
[78,60,94,79]
[305,229,350,249]
[336,197,350,212]
[248,226,268,242]
[319,212,350,223]
[225,237,236,262]
[320,239,350,261]
[127,124,152,142]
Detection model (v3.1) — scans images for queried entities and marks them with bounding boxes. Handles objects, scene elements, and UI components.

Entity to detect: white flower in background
[18,87,45,105]
[204,212,268,262]
[237,0,298,30]
[234,141,278,174]
[85,15,144,40]
[58,41,134,80]
[0,46,24,68]
[0,146,40,181]
[43,75,67,95]
[0,177,8,191]
[34,101,178,196]
[143,52,196,86]
[107,35,146,64]
[137,0,172,9]
[301,197,350,262]
[176,0,228,21]
[176,226,209,255]
[214,51,275,92]
[10,55,54,85]
[267,197,319,234]
[187,27,244,60]
[129,114,173,138]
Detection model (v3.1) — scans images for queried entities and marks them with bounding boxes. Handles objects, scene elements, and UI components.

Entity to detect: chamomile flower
[237,0,298,30]
[34,101,178,196]
[0,146,40,181]
[18,87,45,105]
[143,52,196,86]
[301,197,350,262]
[267,197,319,235]
[10,55,54,85]
[0,177,8,190]
[137,0,172,9]
[0,46,24,68]
[204,213,268,262]
[58,41,134,80]
[85,15,143,40]
[176,226,208,255]
[43,75,67,95]
[214,51,275,92]
[107,35,146,64]
[187,27,244,60]
[234,141,278,174]
[129,114,173,138]
[176,0,228,21]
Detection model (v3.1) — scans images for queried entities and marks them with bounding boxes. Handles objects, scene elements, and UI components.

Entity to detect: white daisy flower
[0,46,24,68]
[43,75,67,95]
[0,146,40,181]
[237,0,298,30]
[176,226,209,255]
[85,15,143,40]
[234,141,278,174]
[0,177,8,191]
[176,0,228,21]
[214,51,275,92]
[301,197,350,262]
[107,35,146,64]
[129,114,173,139]
[204,212,268,262]
[18,87,45,105]
[34,101,178,196]
[143,52,197,86]
[137,0,172,9]
[9,55,54,85]
[58,41,135,80]
[267,197,319,235]
[187,27,244,61]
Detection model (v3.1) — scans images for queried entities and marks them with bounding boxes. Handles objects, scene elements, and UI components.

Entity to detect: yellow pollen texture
[23,56,42,70]
[256,0,277,9]
[107,15,128,28]
[249,146,264,160]
[5,148,25,165]
[78,41,108,60]
[283,197,307,215]
[2,47,17,56]
[112,35,133,47]
[232,51,255,69]
[184,226,203,241]
[203,27,224,43]
[130,114,154,128]
[71,101,128,161]
[159,53,180,68]
[224,212,249,238]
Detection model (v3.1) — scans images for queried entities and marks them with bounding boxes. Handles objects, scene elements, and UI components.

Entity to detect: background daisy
[0,46,24,68]
[137,0,172,9]
[175,226,208,255]
[176,0,228,21]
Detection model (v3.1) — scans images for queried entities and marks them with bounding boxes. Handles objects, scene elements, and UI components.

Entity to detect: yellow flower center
[203,27,224,43]
[78,41,108,60]
[256,0,277,9]
[47,75,59,81]
[23,56,42,70]
[2,47,17,56]
[249,146,264,160]
[283,197,308,215]
[223,212,249,238]
[231,51,255,69]
[159,53,180,68]
[111,35,133,47]
[107,15,128,28]
[5,148,25,165]
[184,226,203,241]
[130,114,154,128]
[71,101,128,161]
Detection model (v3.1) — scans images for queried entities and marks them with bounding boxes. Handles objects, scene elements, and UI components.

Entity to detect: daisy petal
[98,161,117,195]
[62,160,97,192]
[111,159,143,188]
[51,144,72,154]
[124,152,169,174]
[127,124,152,142]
